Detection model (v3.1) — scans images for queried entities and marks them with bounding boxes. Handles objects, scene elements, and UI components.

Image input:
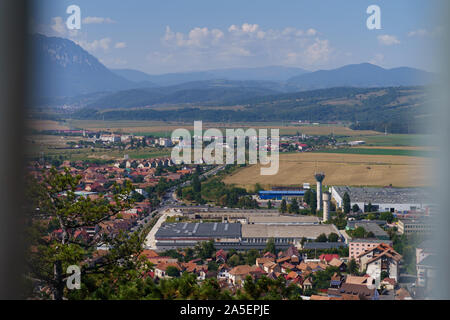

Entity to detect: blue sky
[31,0,443,74]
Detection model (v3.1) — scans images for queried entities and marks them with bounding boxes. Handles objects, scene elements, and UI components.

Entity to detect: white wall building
[331,186,433,213]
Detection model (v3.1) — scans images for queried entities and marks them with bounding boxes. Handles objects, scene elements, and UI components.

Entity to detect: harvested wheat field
[28,120,70,131]
[223,152,433,189]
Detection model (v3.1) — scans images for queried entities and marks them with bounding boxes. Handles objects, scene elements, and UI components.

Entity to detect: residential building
[349,239,393,260]
[357,243,402,288]
[397,218,433,235]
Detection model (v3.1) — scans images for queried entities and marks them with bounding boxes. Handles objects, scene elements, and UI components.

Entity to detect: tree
[328,233,339,242]
[380,211,394,223]
[265,238,276,254]
[166,266,180,278]
[343,192,351,214]
[352,226,367,238]
[25,168,142,300]
[228,254,241,267]
[289,199,300,214]
[267,200,273,209]
[304,189,312,205]
[347,259,359,275]
[244,275,261,299]
[352,203,360,213]
[253,183,263,193]
[280,199,287,213]
[195,240,216,260]
[316,233,328,242]
[176,186,183,198]
[192,174,201,194]
[310,190,317,214]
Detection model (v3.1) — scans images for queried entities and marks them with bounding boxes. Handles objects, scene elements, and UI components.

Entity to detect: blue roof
[259,190,305,195]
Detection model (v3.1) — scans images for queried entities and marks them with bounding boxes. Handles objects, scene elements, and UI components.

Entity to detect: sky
[31,0,443,74]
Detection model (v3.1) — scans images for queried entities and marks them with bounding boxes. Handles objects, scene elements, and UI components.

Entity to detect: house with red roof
[319,253,340,264]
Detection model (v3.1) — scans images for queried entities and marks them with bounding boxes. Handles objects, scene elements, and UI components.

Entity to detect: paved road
[144,165,226,249]
[144,208,178,249]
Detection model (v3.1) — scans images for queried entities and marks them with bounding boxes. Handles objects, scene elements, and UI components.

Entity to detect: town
[26,146,435,300]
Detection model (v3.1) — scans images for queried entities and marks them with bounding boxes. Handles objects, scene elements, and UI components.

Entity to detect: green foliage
[166,266,180,278]
[74,86,428,134]
[199,177,248,208]
[25,168,142,300]
[192,174,201,193]
[312,266,340,290]
[380,211,394,223]
[347,259,359,275]
[280,199,287,213]
[194,240,216,260]
[265,238,276,255]
[328,233,339,242]
[343,192,351,214]
[315,233,328,242]
[289,199,300,214]
[348,226,369,238]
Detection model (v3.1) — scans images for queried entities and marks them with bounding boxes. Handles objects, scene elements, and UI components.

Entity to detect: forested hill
[73,86,430,133]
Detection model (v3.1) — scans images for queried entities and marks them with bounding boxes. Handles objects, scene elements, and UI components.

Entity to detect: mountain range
[31,34,433,108]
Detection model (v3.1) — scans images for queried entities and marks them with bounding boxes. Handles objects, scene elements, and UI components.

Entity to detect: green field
[340,134,434,147]
[27,145,171,161]
[316,147,435,157]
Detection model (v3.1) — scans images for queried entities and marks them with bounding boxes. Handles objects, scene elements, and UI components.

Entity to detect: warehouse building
[155,222,241,250]
[155,222,342,251]
[246,215,319,225]
[331,186,433,213]
[241,224,341,248]
[258,190,305,200]
[346,220,390,240]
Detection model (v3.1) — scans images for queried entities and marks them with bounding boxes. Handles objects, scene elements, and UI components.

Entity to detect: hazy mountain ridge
[112,66,309,86]
[31,34,433,118]
[86,79,282,109]
[31,34,137,98]
[286,63,433,89]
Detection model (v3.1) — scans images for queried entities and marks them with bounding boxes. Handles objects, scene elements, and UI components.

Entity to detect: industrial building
[154,222,342,251]
[397,218,434,235]
[331,186,433,213]
[258,190,304,200]
[154,222,241,250]
[247,215,319,225]
[240,224,341,248]
[346,221,390,240]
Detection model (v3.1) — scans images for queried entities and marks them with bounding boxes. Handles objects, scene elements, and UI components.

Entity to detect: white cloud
[304,39,331,64]
[76,38,112,52]
[369,53,385,65]
[50,17,66,35]
[408,27,442,38]
[100,57,128,66]
[115,42,127,49]
[306,28,318,36]
[82,17,116,24]
[157,23,332,71]
[377,34,400,46]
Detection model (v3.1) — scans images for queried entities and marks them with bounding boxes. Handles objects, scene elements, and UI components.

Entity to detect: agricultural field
[223,152,433,189]
[26,134,171,161]
[62,120,380,137]
[316,148,436,157]
[27,119,70,131]
[342,134,433,147]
